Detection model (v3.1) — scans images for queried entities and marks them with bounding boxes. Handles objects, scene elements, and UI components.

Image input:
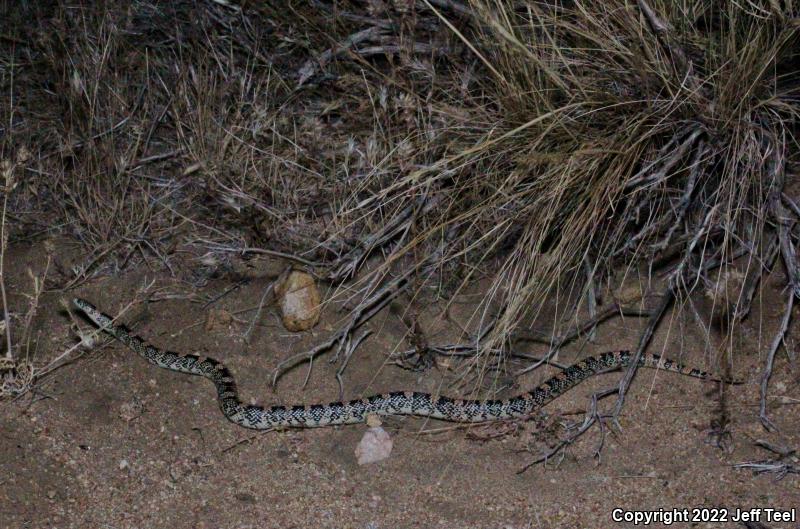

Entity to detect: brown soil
[2,241,798,529]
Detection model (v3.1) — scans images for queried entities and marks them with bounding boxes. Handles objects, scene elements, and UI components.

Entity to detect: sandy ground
[2,240,799,529]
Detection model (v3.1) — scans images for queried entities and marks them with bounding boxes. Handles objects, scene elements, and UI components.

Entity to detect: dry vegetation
[1,0,798,462]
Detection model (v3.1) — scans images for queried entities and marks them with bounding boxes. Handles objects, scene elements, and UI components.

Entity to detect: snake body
[74,298,732,430]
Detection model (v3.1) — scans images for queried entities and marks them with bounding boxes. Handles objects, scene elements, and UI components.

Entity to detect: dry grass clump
[0,0,469,386]
[1,1,459,274]
[345,0,799,345]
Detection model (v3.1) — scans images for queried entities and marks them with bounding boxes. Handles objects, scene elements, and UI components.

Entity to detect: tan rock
[365,413,382,428]
[275,270,321,331]
[205,308,233,332]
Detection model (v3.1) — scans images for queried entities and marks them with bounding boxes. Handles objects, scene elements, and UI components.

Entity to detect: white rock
[355,426,393,465]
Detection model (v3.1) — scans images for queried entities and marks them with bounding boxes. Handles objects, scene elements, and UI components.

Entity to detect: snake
[73,297,737,430]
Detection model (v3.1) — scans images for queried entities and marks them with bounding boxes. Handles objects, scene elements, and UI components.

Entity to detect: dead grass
[347,0,800,340]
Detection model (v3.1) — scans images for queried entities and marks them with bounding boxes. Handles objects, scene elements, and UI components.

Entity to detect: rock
[355,426,393,465]
[275,270,321,331]
[704,268,745,322]
[365,413,382,428]
[118,400,143,422]
[614,281,644,304]
[205,308,233,332]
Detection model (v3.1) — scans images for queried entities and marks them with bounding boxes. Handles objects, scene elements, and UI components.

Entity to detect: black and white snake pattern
[74,298,734,430]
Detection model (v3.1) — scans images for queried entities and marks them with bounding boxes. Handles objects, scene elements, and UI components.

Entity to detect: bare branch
[611,205,718,418]
[297,26,385,86]
[759,290,793,431]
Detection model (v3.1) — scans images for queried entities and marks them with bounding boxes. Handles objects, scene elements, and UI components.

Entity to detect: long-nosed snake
[73,298,737,430]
